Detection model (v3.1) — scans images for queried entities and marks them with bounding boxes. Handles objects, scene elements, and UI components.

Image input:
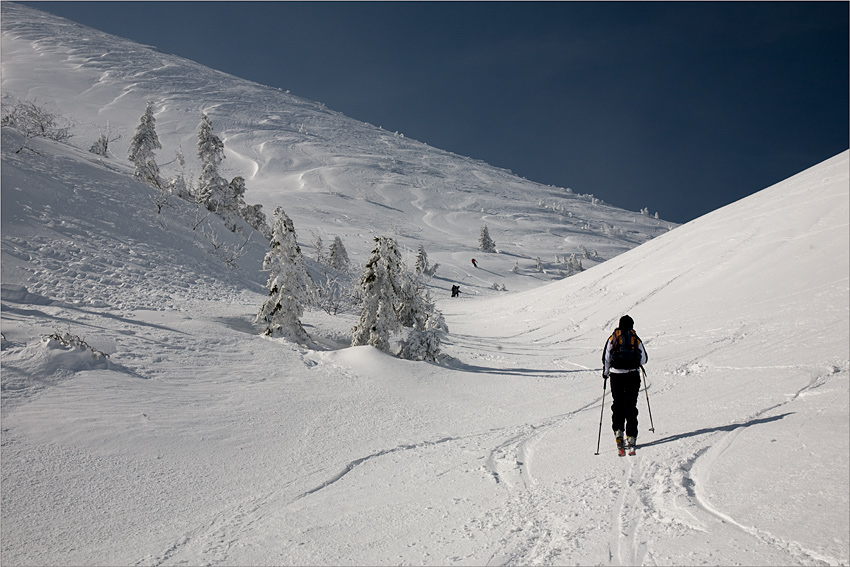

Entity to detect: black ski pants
[610,371,641,438]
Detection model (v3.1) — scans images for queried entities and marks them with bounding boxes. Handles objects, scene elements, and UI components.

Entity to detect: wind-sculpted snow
[2,2,673,295]
[2,3,848,566]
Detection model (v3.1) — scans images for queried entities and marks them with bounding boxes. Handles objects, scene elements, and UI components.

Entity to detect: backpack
[610,329,642,370]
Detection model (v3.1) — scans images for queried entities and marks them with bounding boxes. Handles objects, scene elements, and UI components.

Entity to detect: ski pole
[594,376,607,455]
[640,365,655,432]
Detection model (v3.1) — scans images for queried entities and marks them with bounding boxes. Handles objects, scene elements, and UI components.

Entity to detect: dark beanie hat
[619,315,634,330]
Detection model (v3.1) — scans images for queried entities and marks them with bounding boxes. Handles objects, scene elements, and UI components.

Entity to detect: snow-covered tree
[195,116,266,236]
[397,284,447,362]
[415,244,429,275]
[240,203,271,240]
[565,253,584,276]
[196,113,229,212]
[313,233,325,263]
[352,237,446,359]
[479,224,496,253]
[414,244,439,277]
[352,237,406,353]
[328,236,350,271]
[255,207,312,343]
[228,176,247,206]
[128,101,163,188]
[89,132,109,157]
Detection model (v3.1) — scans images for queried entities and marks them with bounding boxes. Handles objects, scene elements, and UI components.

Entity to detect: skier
[602,315,648,455]
[471,258,478,268]
[451,285,461,297]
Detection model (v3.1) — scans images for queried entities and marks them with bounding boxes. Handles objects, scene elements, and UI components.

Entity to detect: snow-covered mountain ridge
[1,3,848,566]
[1,2,672,293]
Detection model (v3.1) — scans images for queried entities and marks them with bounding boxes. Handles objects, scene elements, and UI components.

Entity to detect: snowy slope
[2,3,849,566]
[0,2,673,296]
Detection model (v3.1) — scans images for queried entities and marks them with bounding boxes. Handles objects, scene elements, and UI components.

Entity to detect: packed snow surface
[2,3,849,566]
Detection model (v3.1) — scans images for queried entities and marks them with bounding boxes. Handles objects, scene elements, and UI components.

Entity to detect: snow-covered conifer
[128,101,163,188]
[328,236,350,271]
[196,113,229,212]
[314,233,325,263]
[229,176,247,206]
[479,224,496,253]
[414,244,438,277]
[415,244,429,276]
[398,287,447,362]
[256,207,312,343]
[240,203,271,240]
[352,237,406,353]
[565,253,584,276]
[353,237,447,359]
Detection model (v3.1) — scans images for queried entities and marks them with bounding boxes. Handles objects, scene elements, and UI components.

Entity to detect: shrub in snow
[89,123,118,158]
[166,149,196,202]
[256,207,313,344]
[45,330,109,360]
[479,224,496,253]
[2,98,71,152]
[128,101,164,188]
[89,132,109,156]
[314,270,358,316]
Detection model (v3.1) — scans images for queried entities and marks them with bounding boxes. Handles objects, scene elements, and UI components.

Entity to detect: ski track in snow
[295,435,464,501]
[682,368,847,566]
[443,295,849,566]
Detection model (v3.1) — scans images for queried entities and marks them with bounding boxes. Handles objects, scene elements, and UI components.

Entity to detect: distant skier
[602,315,648,455]
[451,285,461,297]
[471,258,478,268]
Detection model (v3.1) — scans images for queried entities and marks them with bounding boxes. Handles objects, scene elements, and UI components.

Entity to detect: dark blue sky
[22,1,849,223]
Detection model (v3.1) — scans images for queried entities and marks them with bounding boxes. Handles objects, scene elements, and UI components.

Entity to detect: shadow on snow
[639,412,794,448]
